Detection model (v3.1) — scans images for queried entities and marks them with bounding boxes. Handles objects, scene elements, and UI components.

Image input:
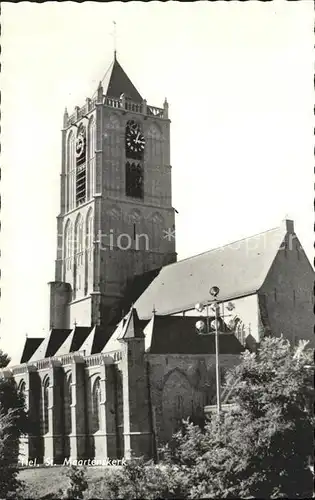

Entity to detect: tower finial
[63,107,69,128]
[163,98,169,119]
[97,80,103,102]
[113,20,117,59]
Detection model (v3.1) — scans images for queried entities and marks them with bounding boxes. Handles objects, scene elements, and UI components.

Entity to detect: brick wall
[260,231,314,346]
[147,353,241,444]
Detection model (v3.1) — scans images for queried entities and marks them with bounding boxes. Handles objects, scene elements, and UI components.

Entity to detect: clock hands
[126,122,145,155]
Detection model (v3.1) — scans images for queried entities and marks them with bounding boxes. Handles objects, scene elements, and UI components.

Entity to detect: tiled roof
[134,224,288,319]
[102,309,242,355]
[20,338,45,363]
[102,56,143,102]
[146,315,243,355]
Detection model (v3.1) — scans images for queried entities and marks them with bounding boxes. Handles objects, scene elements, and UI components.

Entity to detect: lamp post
[210,286,221,415]
[195,287,235,416]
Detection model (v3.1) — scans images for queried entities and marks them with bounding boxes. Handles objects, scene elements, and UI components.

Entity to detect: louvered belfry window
[76,125,87,206]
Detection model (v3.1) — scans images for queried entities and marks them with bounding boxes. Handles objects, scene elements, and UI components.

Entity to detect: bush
[64,465,88,499]
[85,457,187,500]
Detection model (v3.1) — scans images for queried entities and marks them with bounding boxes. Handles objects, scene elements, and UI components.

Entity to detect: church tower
[49,54,176,329]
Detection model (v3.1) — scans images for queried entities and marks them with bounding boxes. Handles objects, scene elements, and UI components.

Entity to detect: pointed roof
[20,338,45,363]
[134,222,293,319]
[54,327,92,357]
[76,327,95,356]
[101,56,143,102]
[118,308,145,341]
[101,318,125,354]
[28,329,72,362]
[91,325,117,354]
[143,315,155,352]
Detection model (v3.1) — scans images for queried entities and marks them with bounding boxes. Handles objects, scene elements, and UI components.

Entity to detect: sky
[1,1,313,363]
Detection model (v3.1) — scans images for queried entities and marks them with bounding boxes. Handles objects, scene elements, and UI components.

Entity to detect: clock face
[125,120,145,157]
[76,133,85,157]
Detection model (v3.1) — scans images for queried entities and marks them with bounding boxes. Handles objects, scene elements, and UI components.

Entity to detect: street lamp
[195,287,235,416]
[209,286,221,415]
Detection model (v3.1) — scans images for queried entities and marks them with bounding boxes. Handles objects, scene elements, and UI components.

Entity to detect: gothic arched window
[88,117,95,160]
[67,132,75,172]
[87,117,95,200]
[86,210,94,250]
[19,380,26,395]
[64,220,73,262]
[42,378,49,435]
[64,374,72,435]
[67,132,76,211]
[108,114,120,130]
[92,377,101,432]
[147,123,162,161]
[126,162,144,199]
[162,370,192,439]
[74,215,84,255]
[74,215,83,296]
[85,210,93,294]
[76,124,87,206]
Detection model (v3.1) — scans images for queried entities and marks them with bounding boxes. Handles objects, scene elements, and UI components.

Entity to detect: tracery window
[88,117,95,160]
[67,132,76,211]
[75,215,84,255]
[42,378,49,435]
[19,381,26,395]
[125,162,144,199]
[92,377,101,432]
[86,210,94,250]
[64,375,72,435]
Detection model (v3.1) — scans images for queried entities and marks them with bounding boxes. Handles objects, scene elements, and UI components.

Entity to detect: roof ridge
[100,58,114,87]
[164,225,282,269]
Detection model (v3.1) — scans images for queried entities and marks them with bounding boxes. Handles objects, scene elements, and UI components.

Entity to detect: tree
[0,351,27,498]
[162,336,314,499]
[0,349,11,368]
[0,408,24,498]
